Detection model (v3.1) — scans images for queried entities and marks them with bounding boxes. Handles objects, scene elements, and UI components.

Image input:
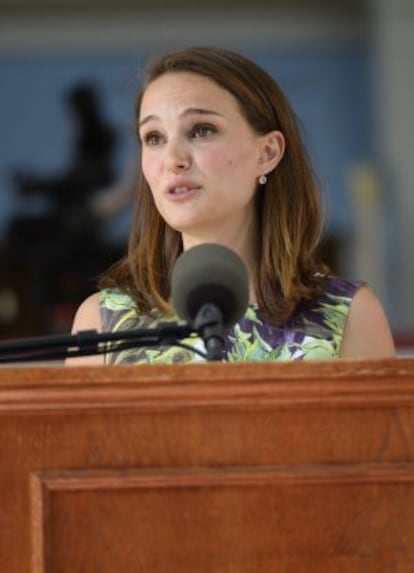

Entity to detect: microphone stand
[0,322,203,364]
[194,303,226,361]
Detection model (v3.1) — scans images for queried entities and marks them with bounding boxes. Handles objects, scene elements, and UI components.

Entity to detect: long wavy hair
[99,46,329,323]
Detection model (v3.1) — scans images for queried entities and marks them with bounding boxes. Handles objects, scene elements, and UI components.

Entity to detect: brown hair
[100,46,328,323]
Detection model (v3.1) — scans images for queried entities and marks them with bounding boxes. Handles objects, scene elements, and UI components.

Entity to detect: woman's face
[138,71,280,249]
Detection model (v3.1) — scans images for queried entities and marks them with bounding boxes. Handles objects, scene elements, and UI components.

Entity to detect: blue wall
[0,44,373,241]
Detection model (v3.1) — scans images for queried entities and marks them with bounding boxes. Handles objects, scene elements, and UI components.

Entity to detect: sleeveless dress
[99,277,363,365]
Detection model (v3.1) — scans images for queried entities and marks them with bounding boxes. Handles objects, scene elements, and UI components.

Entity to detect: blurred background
[0,0,412,353]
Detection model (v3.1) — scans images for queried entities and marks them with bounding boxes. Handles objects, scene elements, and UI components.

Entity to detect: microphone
[171,243,249,361]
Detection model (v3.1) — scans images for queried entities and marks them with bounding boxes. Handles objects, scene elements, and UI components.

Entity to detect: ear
[257,130,285,175]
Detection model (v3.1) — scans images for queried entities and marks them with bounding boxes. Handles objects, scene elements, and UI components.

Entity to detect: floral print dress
[99,277,363,365]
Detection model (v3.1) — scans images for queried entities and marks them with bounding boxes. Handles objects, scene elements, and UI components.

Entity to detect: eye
[191,123,216,139]
[142,131,164,146]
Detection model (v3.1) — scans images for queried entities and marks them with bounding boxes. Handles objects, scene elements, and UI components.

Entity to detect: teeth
[173,187,190,194]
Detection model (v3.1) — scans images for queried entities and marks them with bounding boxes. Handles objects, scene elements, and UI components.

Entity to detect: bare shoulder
[71,292,102,333]
[340,285,396,358]
[66,292,104,366]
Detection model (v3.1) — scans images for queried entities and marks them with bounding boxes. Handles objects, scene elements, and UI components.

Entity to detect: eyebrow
[138,107,223,129]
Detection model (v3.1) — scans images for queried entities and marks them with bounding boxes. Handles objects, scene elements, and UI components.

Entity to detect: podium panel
[1,360,414,572]
[31,464,414,572]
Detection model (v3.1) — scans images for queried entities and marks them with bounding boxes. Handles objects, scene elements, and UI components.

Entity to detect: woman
[68,46,395,365]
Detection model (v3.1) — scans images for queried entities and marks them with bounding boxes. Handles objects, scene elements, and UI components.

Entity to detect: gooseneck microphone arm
[0,322,203,364]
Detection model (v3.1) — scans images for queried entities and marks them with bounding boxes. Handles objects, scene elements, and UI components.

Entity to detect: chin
[165,218,205,235]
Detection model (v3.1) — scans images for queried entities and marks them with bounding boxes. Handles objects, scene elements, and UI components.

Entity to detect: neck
[181,223,259,304]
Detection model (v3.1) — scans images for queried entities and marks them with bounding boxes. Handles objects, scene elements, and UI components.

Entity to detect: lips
[169,186,199,195]
[166,181,201,197]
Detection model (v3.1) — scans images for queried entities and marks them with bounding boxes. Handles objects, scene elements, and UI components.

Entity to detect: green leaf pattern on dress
[99,277,362,364]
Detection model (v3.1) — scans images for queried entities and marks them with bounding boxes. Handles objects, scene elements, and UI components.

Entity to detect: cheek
[221,142,257,173]
[221,152,255,181]
[141,155,157,187]
[204,151,239,175]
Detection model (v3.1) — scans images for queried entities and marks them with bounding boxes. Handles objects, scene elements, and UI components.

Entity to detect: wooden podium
[1,359,414,572]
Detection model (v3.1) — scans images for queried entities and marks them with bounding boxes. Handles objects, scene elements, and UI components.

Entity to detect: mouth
[167,185,201,197]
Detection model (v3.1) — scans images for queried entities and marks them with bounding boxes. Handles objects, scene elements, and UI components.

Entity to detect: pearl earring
[259,174,267,185]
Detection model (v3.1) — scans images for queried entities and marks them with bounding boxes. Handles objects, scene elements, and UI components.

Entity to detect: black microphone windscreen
[171,243,249,329]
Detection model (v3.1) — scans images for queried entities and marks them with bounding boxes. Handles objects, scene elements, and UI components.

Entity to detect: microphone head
[171,243,249,329]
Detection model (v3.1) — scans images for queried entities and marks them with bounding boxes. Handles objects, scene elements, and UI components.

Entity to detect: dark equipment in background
[2,82,122,337]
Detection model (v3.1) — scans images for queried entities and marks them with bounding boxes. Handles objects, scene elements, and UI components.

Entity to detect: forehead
[139,71,239,115]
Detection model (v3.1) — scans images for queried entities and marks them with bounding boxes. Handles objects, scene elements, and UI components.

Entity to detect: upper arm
[65,292,105,366]
[339,285,396,359]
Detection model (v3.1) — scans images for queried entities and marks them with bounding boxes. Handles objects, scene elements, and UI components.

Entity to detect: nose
[164,138,191,172]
